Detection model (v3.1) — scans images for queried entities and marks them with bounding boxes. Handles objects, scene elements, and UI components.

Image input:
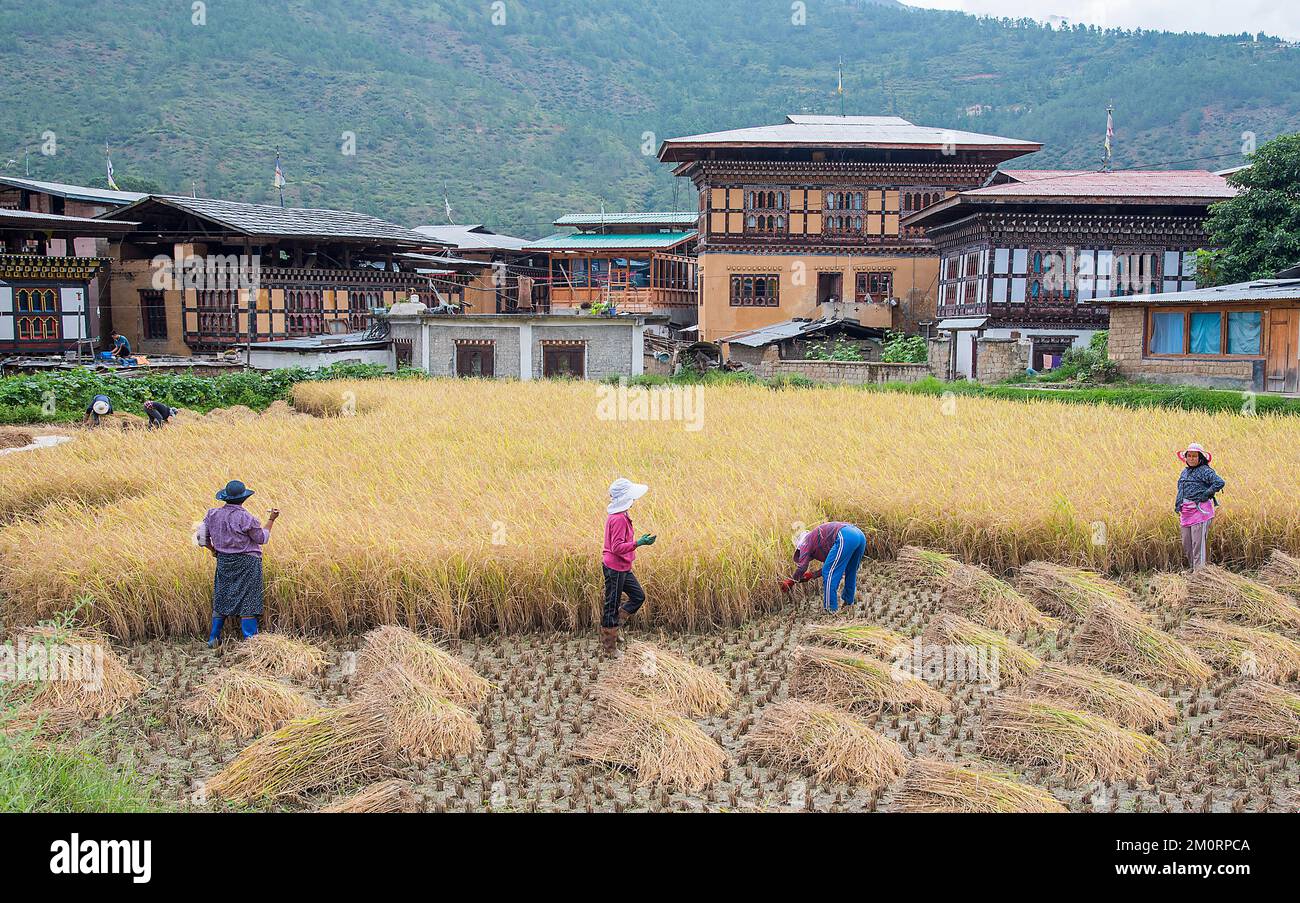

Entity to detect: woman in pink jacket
[600,478,656,656]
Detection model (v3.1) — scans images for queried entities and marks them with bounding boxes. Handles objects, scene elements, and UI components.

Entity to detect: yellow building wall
[697,252,940,344]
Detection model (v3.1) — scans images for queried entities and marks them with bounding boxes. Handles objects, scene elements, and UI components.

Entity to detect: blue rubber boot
[207,617,225,648]
[240,617,259,639]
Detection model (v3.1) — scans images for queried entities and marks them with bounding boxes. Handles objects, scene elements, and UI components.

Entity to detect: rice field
[3,379,1300,639]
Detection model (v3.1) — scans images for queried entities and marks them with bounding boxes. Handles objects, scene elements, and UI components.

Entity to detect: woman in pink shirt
[600,478,656,656]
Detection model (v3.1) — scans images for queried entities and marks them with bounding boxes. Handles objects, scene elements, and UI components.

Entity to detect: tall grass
[3,379,1299,638]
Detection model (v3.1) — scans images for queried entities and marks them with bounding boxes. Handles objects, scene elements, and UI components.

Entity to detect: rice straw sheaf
[5,626,146,733]
[1015,561,1144,622]
[604,641,734,718]
[1066,603,1212,685]
[980,696,1169,783]
[1146,571,1190,613]
[1174,618,1300,682]
[231,633,328,681]
[187,669,316,739]
[920,612,1042,686]
[893,758,1066,813]
[791,645,949,714]
[353,625,491,706]
[1257,549,1300,597]
[1186,566,1300,631]
[354,665,481,763]
[742,699,905,789]
[803,620,911,659]
[894,546,962,587]
[1216,681,1300,746]
[204,702,390,804]
[573,687,726,792]
[1024,662,1176,731]
[940,563,1059,634]
[320,779,422,813]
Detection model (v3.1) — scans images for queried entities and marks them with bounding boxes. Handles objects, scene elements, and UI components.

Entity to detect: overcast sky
[901,1,1300,41]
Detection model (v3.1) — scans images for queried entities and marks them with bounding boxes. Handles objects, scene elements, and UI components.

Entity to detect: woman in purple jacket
[197,480,279,646]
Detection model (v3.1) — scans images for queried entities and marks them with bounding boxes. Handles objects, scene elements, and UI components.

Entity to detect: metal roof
[936,317,990,331]
[0,208,138,233]
[722,316,884,348]
[108,195,431,244]
[411,224,532,252]
[660,114,1040,162]
[248,331,390,351]
[523,231,697,251]
[554,212,698,228]
[1100,277,1300,306]
[0,175,146,205]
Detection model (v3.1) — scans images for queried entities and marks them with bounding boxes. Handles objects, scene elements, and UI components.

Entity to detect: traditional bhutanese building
[0,208,137,356]
[903,169,1236,379]
[0,176,144,257]
[104,195,445,356]
[525,212,699,331]
[657,115,1041,343]
[411,224,550,313]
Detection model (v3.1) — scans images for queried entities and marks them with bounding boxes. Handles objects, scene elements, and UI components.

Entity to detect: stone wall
[1108,306,1258,390]
[927,337,951,380]
[759,359,929,385]
[974,337,1030,384]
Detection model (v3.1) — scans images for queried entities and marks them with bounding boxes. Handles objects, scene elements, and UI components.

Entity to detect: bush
[806,336,865,362]
[1034,332,1117,384]
[880,331,928,364]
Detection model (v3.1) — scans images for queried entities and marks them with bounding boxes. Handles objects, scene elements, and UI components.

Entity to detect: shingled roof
[0,175,145,206]
[108,195,431,245]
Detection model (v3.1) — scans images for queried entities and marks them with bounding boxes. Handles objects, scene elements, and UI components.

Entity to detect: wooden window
[855,271,892,303]
[542,342,585,378]
[729,274,779,307]
[1146,307,1266,358]
[140,290,167,340]
[455,340,495,377]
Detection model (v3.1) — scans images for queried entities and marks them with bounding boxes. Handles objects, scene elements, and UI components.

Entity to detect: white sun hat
[92,399,111,415]
[607,477,648,514]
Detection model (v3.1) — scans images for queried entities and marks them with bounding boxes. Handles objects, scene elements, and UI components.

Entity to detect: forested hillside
[1,0,1296,235]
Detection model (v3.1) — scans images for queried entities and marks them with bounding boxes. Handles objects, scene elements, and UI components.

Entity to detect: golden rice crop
[792,645,949,714]
[1067,603,1212,685]
[920,612,1042,685]
[894,546,962,586]
[1257,549,1300,597]
[603,641,734,717]
[1216,680,1300,746]
[894,758,1067,813]
[353,625,491,707]
[941,563,1059,634]
[742,699,905,788]
[231,633,328,681]
[1015,561,1143,621]
[1024,662,1176,731]
[802,620,910,658]
[981,696,1170,783]
[1186,565,1300,630]
[320,779,421,813]
[1175,618,1300,682]
[4,379,1300,637]
[186,668,316,739]
[573,687,726,792]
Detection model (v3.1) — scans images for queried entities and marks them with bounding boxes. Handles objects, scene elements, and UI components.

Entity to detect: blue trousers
[822,525,866,612]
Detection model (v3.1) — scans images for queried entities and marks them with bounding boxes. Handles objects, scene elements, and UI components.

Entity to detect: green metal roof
[524,231,697,251]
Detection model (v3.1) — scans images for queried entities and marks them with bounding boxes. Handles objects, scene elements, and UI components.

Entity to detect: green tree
[1204,133,1300,284]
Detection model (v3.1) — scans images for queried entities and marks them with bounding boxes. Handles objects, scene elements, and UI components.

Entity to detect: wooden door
[455,343,494,378]
[1266,309,1299,393]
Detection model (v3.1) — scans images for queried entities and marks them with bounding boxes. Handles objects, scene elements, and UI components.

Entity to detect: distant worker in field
[197,480,280,647]
[1175,442,1224,572]
[782,522,867,613]
[83,393,113,426]
[601,477,656,657]
[143,400,176,429]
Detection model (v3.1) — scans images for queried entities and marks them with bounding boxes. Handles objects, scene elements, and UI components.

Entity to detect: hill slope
[1,0,1297,235]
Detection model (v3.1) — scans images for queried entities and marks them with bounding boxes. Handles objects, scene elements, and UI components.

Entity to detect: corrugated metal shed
[553,212,697,228]
[0,175,145,205]
[524,231,697,251]
[1101,277,1300,306]
[411,224,532,251]
[722,317,884,348]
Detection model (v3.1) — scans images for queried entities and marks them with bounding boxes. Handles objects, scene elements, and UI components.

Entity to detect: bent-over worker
[83,394,113,426]
[144,400,175,429]
[782,521,867,613]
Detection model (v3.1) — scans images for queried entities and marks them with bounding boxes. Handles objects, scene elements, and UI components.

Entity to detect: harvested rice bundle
[791,646,949,714]
[353,625,491,706]
[204,702,389,804]
[894,758,1066,813]
[573,687,726,792]
[941,564,1059,634]
[803,620,911,659]
[742,699,905,789]
[920,612,1042,686]
[1025,662,1175,731]
[981,696,1169,783]
[604,641,734,718]
[1216,681,1300,746]
[1147,572,1190,613]
[1175,618,1300,682]
[187,669,316,739]
[355,665,480,762]
[7,626,146,732]
[894,546,962,587]
[1186,566,1300,631]
[320,779,421,813]
[1067,603,1211,685]
[1258,549,1300,597]
[1015,561,1143,622]
[231,633,328,681]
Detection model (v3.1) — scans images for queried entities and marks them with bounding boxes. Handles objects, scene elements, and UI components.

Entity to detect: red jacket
[603,512,637,571]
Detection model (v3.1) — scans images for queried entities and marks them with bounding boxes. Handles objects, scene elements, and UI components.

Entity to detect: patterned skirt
[213,552,264,618]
